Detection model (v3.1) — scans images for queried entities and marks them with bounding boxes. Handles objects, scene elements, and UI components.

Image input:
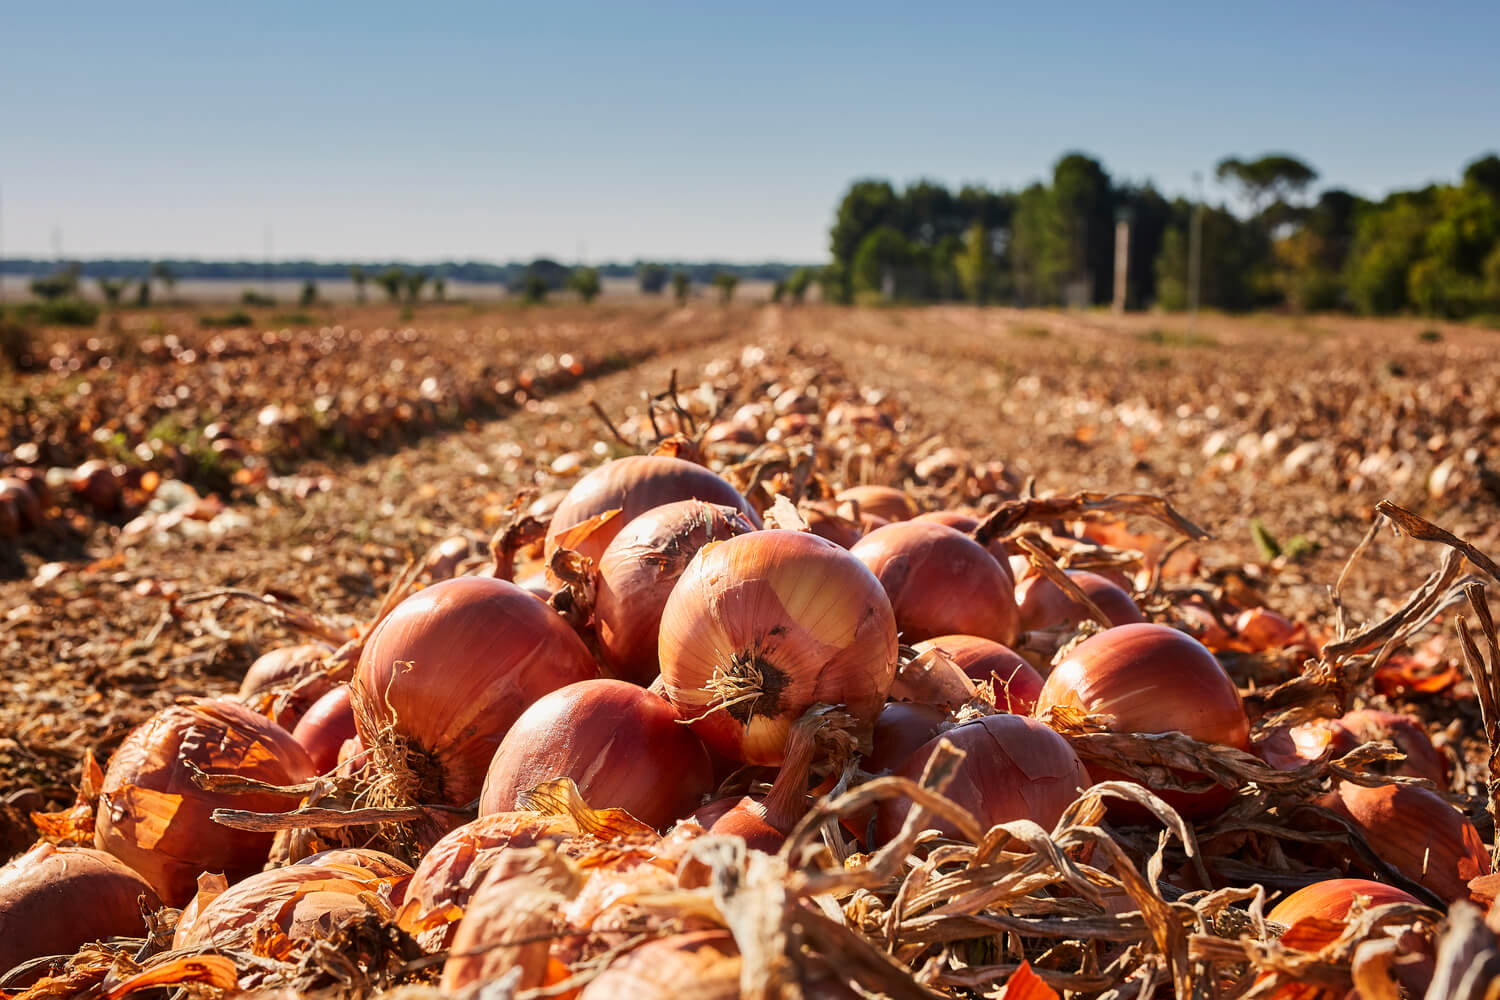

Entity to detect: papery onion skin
[658,530,898,764]
[850,521,1019,645]
[543,455,760,573]
[439,849,580,995]
[578,931,740,1000]
[835,485,916,522]
[1267,878,1419,926]
[94,698,316,906]
[1033,623,1248,818]
[873,714,1088,844]
[1326,781,1489,903]
[594,500,757,684]
[0,844,161,980]
[292,684,356,775]
[1014,570,1145,633]
[479,679,713,830]
[353,576,600,809]
[914,635,1042,715]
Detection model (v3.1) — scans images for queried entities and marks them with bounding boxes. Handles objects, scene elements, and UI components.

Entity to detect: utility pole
[1188,171,1204,333]
[1112,206,1131,315]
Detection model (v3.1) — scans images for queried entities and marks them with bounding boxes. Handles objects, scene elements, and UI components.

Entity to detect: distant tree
[96,278,125,306]
[1050,153,1115,304]
[151,262,177,300]
[784,267,814,303]
[134,278,151,307]
[1009,183,1067,306]
[817,263,848,305]
[1215,154,1319,221]
[404,270,428,302]
[299,280,318,307]
[828,180,900,301]
[671,270,690,304]
[570,266,602,303]
[433,276,447,301]
[375,267,405,302]
[1154,203,1265,312]
[638,263,669,295]
[770,280,787,303]
[349,265,368,303]
[850,226,918,300]
[29,264,79,302]
[521,270,550,305]
[1464,154,1500,197]
[712,271,738,304]
[954,222,996,303]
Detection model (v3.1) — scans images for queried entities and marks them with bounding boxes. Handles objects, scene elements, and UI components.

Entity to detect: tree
[770,280,786,303]
[134,278,151,307]
[1010,183,1067,306]
[151,262,177,301]
[1050,153,1115,304]
[784,267,814,303]
[299,280,318,307]
[1215,154,1319,219]
[520,268,550,304]
[1463,154,1500,197]
[954,222,996,304]
[638,263,668,295]
[828,180,899,302]
[1154,202,1265,312]
[433,276,447,301]
[850,226,918,300]
[570,266,601,303]
[711,271,738,304]
[671,270,691,304]
[349,265,368,303]
[375,267,405,302]
[96,278,125,306]
[404,271,428,302]
[29,264,79,302]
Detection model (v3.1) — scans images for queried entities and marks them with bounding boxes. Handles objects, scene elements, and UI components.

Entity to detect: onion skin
[914,635,1042,714]
[1014,570,1145,633]
[594,500,757,683]
[291,684,356,775]
[1034,623,1248,818]
[1267,878,1419,926]
[578,931,740,1000]
[1326,781,1489,903]
[94,698,316,906]
[801,502,864,549]
[543,455,759,574]
[479,679,713,830]
[850,521,1019,645]
[835,485,916,522]
[439,849,581,995]
[659,530,898,764]
[0,844,161,980]
[353,576,600,809]
[238,642,335,731]
[867,702,948,776]
[912,510,1013,580]
[874,714,1088,844]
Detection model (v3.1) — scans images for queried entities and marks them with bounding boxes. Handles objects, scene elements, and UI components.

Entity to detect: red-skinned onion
[292,684,356,775]
[238,642,335,731]
[1325,781,1488,903]
[835,485,916,522]
[913,635,1042,714]
[1014,570,1144,633]
[658,530,898,764]
[800,502,864,549]
[912,510,1014,580]
[705,712,823,852]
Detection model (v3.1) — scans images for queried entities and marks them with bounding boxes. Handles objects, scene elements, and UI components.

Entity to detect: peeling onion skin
[478,679,713,830]
[1326,781,1489,903]
[594,500,757,684]
[658,530,899,765]
[94,698,317,906]
[352,576,600,809]
[850,521,1019,645]
[914,634,1042,715]
[874,714,1089,844]
[237,642,334,731]
[0,844,161,981]
[543,455,760,575]
[1014,570,1145,633]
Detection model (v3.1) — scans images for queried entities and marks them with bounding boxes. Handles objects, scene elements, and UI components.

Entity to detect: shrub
[199,310,254,328]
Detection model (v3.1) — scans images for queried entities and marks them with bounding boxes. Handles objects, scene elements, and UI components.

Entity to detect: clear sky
[3,1,1496,263]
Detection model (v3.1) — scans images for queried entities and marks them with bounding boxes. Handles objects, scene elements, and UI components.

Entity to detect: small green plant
[38,299,101,326]
[271,312,317,327]
[241,290,275,307]
[199,309,254,328]
[1386,359,1407,377]
[712,271,739,304]
[1249,517,1281,561]
[671,271,691,305]
[1418,328,1443,343]
[569,267,601,304]
[298,280,319,307]
[399,306,414,322]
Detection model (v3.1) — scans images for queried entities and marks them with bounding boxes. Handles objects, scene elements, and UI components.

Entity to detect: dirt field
[3,300,1498,854]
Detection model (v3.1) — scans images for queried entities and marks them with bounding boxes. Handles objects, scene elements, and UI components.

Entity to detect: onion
[238,642,335,731]
[291,684,356,775]
[594,500,757,683]
[867,702,948,775]
[658,530,898,764]
[94,698,316,905]
[913,635,1042,714]
[800,502,864,549]
[1267,878,1419,926]
[1264,710,1447,787]
[0,477,40,534]
[1014,570,1144,633]
[479,679,713,830]
[912,510,1013,577]
[578,931,740,1000]
[71,459,122,513]
[1033,623,1248,818]
[835,485,916,522]
[543,455,760,575]
[1233,607,1301,649]
[173,859,410,951]
[352,576,599,815]
[874,714,1088,844]
[706,711,823,852]
[1325,781,1488,903]
[850,521,1019,645]
[0,844,160,981]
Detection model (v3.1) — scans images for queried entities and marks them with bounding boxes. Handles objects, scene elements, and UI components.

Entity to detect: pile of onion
[874,714,1089,844]
[543,455,760,575]
[659,530,898,764]
[1323,781,1488,903]
[850,521,1019,645]
[479,679,713,830]
[94,698,316,905]
[1257,709,1447,787]
[913,635,1042,714]
[1014,569,1144,633]
[0,844,161,980]
[594,500,757,683]
[1033,623,1249,818]
[351,576,599,822]
[699,710,828,853]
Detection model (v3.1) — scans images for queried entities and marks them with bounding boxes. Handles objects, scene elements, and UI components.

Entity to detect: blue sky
[2,1,1496,263]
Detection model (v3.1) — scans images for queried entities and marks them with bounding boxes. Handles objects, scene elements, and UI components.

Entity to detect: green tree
[1465,154,1500,198]
[521,269,550,304]
[954,222,996,303]
[784,267,814,303]
[299,280,318,307]
[711,271,738,303]
[570,266,602,303]
[828,180,899,301]
[404,270,428,302]
[134,277,151,307]
[671,270,690,304]
[1215,154,1319,221]
[1050,153,1115,304]
[1154,202,1265,312]
[151,262,177,301]
[1010,183,1067,306]
[770,280,786,303]
[375,267,406,302]
[433,276,447,301]
[29,264,79,302]
[96,278,126,306]
[850,226,920,301]
[349,265,368,303]
[638,263,668,295]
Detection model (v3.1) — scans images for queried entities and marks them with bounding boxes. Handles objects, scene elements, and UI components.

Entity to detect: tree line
[823,151,1500,318]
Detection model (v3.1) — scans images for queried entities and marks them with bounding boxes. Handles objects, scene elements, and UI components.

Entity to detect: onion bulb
[94,698,316,905]
[578,931,740,1000]
[913,635,1042,714]
[238,642,334,731]
[1268,878,1419,926]
[1325,781,1488,903]
[0,844,160,981]
[866,702,948,776]
[874,714,1088,844]
[1261,710,1447,787]
[800,502,864,549]
[479,679,713,830]
[1034,623,1248,818]
[1014,570,1144,633]
[658,530,898,764]
[543,455,759,574]
[850,521,1018,645]
[912,510,1014,579]
[705,711,823,852]
[352,576,599,814]
[835,485,916,522]
[594,500,757,683]
[291,684,356,775]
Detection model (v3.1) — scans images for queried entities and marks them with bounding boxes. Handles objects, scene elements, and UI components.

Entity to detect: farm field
[3,301,1500,995]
